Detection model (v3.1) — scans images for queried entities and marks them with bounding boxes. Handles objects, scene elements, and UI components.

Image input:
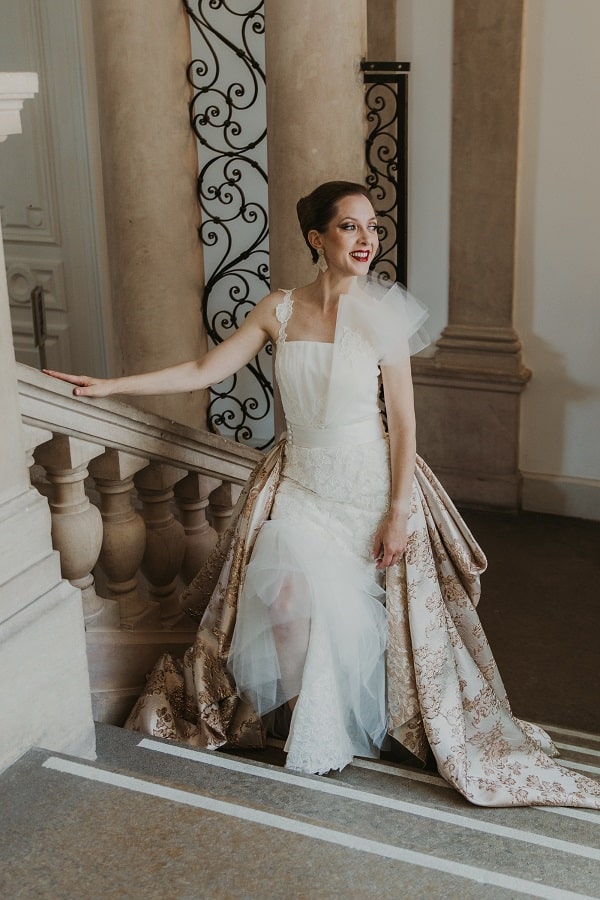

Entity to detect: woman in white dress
[46,181,600,808]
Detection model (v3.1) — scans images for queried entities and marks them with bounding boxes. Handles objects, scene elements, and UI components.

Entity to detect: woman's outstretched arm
[372,356,416,570]
[44,293,280,399]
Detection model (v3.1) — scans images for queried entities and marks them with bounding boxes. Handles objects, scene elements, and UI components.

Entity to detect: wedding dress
[125,282,600,809]
[228,288,395,773]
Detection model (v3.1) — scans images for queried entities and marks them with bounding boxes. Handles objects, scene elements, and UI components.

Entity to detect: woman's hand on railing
[43,369,114,398]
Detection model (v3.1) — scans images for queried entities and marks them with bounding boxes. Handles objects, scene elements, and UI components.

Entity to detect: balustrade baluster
[134,463,188,627]
[89,449,161,630]
[22,424,52,469]
[34,434,119,628]
[174,473,220,584]
[208,480,243,535]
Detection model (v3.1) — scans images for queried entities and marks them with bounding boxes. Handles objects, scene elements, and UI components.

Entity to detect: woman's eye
[368,224,378,231]
[340,223,356,231]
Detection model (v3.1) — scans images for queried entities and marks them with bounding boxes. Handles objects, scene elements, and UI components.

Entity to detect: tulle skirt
[228,436,391,774]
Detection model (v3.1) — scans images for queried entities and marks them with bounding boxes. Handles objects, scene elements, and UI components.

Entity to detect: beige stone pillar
[91,1,207,426]
[0,74,95,770]
[264,0,368,291]
[412,0,530,510]
[367,0,397,60]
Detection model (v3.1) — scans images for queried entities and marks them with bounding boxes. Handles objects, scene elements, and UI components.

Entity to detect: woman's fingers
[43,369,108,398]
[373,517,408,569]
[376,545,406,570]
[43,369,87,386]
[373,530,408,569]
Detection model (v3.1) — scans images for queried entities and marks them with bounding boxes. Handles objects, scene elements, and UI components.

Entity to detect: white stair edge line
[350,756,450,788]
[537,723,600,745]
[137,738,600,858]
[42,757,596,900]
[266,729,600,823]
[537,806,600,825]
[556,742,600,760]
[270,738,600,793]
[561,759,600,776]
[351,759,600,825]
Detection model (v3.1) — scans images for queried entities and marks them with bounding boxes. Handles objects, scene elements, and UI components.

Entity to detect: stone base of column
[0,489,96,770]
[434,324,530,377]
[412,353,531,511]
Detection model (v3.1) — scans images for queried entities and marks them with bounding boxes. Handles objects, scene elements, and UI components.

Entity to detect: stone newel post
[0,73,95,769]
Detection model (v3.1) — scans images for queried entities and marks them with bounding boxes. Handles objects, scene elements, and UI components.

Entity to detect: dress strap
[275,289,294,345]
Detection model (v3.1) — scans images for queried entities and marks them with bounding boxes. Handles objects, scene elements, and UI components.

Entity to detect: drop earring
[316,248,328,273]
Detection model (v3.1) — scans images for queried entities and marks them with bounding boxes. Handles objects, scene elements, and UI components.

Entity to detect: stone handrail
[16,362,264,726]
[18,364,262,483]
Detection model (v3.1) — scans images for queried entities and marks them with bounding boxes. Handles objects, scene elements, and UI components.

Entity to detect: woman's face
[311,194,379,276]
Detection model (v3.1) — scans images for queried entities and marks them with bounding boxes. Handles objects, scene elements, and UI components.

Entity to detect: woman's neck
[308,272,358,311]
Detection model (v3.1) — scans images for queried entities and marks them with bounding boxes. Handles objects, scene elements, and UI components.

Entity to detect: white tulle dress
[228,286,422,774]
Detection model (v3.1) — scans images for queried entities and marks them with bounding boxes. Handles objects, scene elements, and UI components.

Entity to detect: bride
[46,180,600,808]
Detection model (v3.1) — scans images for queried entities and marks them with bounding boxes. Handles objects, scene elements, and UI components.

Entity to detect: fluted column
[412,0,530,510]
[264,0,368,291]
[91,1,207,427]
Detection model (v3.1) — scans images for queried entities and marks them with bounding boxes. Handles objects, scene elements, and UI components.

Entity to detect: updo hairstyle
[296,181,373,264]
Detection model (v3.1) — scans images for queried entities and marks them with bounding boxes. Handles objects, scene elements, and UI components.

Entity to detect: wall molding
[521,471,600,522]
[1,0,61,245]
[6,258,67,311]
[1,0,111,377]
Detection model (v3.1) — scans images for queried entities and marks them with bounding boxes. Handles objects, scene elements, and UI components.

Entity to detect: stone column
[367,0,397,60]
[91,1,207,427]
[0,74,95,770]
[264,0,368,291]
[412,0,530,510]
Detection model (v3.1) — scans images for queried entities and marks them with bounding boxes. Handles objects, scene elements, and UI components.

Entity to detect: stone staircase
[2,723,600,899]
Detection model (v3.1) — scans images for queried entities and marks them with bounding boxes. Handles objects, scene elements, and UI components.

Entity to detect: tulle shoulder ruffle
[339,273,430,364]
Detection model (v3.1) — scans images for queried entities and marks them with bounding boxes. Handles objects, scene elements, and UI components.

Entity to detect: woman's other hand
[43,369,113,398]
[372,510,408,570]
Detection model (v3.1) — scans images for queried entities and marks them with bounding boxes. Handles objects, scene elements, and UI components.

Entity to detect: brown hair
[296,181,373,263]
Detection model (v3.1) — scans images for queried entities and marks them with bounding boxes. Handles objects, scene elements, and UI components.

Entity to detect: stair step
[1,723,600,899]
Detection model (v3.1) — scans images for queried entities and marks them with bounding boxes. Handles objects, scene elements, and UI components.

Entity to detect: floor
[1,508,599,899]
[459,507,600,735]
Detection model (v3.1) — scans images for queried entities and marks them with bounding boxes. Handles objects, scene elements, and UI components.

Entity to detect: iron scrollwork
[184,0,273,449]
[362,61,410,286]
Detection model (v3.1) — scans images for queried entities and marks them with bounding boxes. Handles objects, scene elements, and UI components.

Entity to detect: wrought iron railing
[184,0,273,450]
[182,3,410,446]
[362,61,410,286]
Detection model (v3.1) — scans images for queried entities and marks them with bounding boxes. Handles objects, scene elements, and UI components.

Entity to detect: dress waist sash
[286,416,384,449]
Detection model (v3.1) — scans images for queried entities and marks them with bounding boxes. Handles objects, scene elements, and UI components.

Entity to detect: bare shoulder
[248,290,292,342]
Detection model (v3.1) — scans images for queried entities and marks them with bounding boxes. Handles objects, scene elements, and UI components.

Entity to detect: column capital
[0,72,38,142]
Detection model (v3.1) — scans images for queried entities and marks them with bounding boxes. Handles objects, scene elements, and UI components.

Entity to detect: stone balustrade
[17,363,262,724]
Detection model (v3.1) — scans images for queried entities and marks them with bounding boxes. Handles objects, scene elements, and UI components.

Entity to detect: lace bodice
[274,290,381,429]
